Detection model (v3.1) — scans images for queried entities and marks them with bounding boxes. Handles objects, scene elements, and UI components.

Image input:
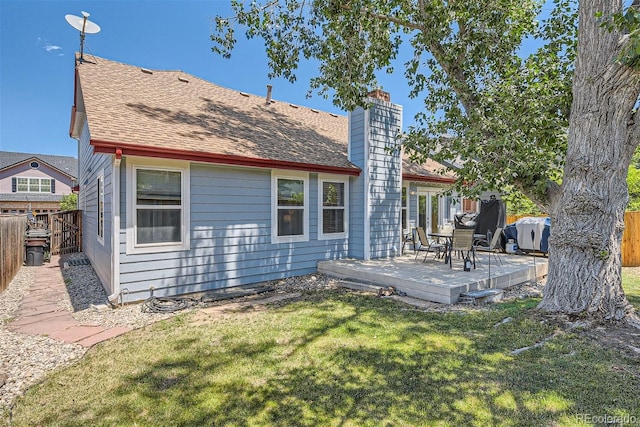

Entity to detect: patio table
[429,232,453,263]
[429,232,486,263]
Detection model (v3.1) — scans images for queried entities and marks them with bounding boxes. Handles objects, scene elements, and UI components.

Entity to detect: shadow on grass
[11,294,640,426]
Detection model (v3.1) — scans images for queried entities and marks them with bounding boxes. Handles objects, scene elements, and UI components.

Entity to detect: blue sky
[1,0,423,159]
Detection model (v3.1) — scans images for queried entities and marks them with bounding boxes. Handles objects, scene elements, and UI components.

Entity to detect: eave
[403,173,456,184]
[90,139,362,177]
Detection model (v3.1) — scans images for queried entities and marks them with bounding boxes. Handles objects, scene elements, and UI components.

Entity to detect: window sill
[126,242,190,255]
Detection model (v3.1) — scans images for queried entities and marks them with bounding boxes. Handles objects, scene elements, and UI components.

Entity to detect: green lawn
[4,276,640,427]
[623,267,640,309]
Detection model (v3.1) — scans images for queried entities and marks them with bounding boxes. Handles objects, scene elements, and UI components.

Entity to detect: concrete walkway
[6,255,130,348]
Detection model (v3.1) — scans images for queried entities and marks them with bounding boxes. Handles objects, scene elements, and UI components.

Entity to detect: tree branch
[353,3,478,114]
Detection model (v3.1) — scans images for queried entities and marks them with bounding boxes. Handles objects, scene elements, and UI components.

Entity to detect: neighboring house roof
[0,151,77,179]
[0,193,63,202]
[73,55,453,182]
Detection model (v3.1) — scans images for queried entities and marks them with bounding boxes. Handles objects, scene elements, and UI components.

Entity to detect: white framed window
[401,186,409,232]
[16,177,53,193]
[271,170,309,244]
[97,171,104,244]
[126,158,190,254]
[318,175,349,240]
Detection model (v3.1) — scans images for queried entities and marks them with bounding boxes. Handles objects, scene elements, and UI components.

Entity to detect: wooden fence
[622,212,640,267]
[505,212,640,267]
[0,215,26,292]
[36,210,82,255]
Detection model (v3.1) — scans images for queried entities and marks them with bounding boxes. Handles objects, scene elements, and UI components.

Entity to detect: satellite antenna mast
[65,11,101,63]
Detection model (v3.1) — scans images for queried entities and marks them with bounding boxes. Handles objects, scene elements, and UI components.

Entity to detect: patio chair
[415,226,445,262]
[474,227,504,265]
[438,224,454,234]
[449,228,476,270]
[402,222,416,254]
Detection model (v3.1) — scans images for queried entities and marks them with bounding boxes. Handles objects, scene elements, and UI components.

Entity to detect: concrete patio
[318,251,548,304]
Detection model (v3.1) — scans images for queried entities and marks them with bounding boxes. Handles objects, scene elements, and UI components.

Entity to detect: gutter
[403,173,456,184]
[90,139,362,177]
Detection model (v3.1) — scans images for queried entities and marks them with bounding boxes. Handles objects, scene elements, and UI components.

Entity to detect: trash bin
[25,244,44,266]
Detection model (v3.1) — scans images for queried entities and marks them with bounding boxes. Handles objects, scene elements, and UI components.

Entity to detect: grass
[622,267,640,309]
[4,276,640,427]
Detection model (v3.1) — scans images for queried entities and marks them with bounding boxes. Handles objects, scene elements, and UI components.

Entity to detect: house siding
[78,121,113,294]
[367,101,402,258]
[348,109,366,259]
[0,164,73,195]
[117,163,349,302]
[349,99,403,259]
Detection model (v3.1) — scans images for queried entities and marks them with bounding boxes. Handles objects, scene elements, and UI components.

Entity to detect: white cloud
[36,38,63,55]
[44,43,62,52]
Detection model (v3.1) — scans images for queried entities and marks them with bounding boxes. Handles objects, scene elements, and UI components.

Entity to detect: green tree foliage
[213,0,640,322]
[212,0,577,210]
[504,191,544,216]
[60,194,78,212]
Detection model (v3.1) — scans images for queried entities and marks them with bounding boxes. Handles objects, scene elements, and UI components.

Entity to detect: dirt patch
[624,266,640,276]
[577,320,640,360]
[526,308,640,361]
[189,292,303,326]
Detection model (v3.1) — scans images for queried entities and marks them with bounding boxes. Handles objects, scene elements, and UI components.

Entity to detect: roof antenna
[65,11,101,63]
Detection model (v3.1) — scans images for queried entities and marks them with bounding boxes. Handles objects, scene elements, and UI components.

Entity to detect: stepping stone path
[6,257,130,347]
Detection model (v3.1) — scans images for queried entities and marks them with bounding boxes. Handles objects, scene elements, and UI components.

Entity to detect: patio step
[457,296,476,305]
[458,288,504,305]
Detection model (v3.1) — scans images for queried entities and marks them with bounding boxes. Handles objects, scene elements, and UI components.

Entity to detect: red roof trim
[90,139,362,176]
[403,173,456,184]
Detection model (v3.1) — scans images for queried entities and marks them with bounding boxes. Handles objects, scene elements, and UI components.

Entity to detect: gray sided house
[70,55,468,303]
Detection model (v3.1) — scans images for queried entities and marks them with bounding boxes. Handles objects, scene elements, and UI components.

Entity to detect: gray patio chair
[402,226,415,254]
[415,226,445,262]
[474,227,504,265]
[449,228,476,270]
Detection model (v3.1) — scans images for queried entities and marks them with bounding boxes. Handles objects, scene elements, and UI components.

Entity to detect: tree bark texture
[539,0,640,322]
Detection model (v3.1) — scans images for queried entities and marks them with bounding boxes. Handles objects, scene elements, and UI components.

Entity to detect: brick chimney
[367,89,391,102]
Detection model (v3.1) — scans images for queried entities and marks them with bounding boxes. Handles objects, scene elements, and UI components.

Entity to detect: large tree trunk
[539,0,640,323]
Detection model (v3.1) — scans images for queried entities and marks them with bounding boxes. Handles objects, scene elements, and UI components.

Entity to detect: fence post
[0,215,27,292]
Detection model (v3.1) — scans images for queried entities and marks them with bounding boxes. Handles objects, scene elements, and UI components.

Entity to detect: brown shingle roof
[75,55,452,181]
[402,155,455,182]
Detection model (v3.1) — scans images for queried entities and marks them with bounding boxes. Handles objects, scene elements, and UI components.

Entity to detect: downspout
[398,143,404,257]
[107,149,122,305]
[396,107,404,257]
